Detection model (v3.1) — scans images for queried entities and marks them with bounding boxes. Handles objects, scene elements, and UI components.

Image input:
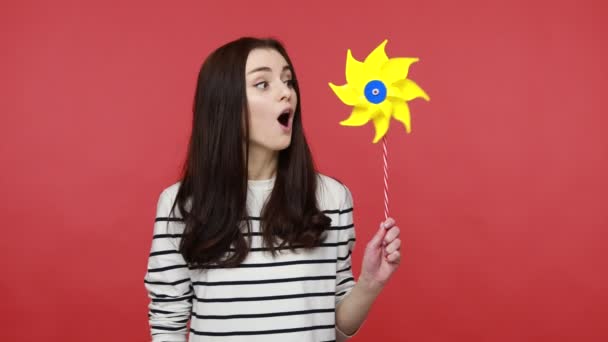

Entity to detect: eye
[284,79,296,88]
[254,81,268,89]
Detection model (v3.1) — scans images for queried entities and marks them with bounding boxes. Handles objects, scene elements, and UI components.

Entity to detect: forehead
[245,48,290,73]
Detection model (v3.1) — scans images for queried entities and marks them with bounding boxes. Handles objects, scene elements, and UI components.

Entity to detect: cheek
[248,112,264,135]
[247,94,267,119]
[247,100,273,136]
[250,95,276,116]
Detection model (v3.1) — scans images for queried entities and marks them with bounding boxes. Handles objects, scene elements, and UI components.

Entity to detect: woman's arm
[335,278,382,337]
[144,188,193,342]
[336,218,401,338]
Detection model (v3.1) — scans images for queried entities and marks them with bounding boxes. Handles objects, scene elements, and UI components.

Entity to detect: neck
[247,145,278,180]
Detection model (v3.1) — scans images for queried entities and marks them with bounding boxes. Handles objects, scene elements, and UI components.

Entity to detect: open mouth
[277,110,291,127]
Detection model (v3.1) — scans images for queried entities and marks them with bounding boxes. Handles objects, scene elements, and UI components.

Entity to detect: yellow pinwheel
[329,40,430,143]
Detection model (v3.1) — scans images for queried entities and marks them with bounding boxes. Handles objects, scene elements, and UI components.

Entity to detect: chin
[275,141,291,151]
[274,136,292,151]
[250,136,292,153]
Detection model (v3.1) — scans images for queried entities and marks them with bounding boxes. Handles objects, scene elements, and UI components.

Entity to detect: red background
[1,0,607,341]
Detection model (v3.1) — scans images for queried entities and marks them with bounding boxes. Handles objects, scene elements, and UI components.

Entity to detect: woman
[144,37,402,342]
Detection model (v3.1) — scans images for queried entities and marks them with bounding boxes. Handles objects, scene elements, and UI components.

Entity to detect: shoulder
[316,173,349,194]
[316,173,353,210]
[155,181,183,217]
[160,181,181,199]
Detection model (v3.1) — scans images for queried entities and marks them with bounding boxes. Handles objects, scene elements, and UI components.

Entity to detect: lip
[277,106,293,118]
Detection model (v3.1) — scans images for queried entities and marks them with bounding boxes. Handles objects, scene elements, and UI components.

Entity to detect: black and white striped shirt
[144,174,358,341]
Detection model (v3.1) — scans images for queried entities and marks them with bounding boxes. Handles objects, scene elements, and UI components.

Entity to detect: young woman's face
[245,48,298,154]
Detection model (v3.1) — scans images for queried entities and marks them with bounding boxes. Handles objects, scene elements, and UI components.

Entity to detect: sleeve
[334,185,360,340]
[144,189,193,342]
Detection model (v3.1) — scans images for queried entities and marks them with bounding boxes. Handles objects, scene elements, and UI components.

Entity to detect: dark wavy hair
[171,37,331,268]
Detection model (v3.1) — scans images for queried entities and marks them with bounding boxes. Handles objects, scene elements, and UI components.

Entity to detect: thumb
[368,221,388,249]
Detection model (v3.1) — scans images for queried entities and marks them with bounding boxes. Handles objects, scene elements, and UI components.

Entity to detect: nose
[279,81,292,101]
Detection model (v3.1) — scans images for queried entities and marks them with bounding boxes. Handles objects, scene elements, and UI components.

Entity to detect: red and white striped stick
[382,134,389,220]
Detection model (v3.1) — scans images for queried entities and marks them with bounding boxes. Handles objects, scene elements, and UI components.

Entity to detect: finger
[383,226,400,245]
[368,221,388,249]
[386,251,401,263]
[385,238,401,254]
[382,217,396,229]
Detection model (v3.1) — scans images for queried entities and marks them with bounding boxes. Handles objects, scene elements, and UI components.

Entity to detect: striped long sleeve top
[144,174,358,342]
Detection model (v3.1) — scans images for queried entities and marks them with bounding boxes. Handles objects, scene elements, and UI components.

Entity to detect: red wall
[2,0,607,341]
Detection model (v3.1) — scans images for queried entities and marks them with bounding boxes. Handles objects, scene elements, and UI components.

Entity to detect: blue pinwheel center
[364,80,387,104]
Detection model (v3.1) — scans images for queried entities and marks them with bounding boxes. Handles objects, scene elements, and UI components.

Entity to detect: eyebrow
[247,65,292,75]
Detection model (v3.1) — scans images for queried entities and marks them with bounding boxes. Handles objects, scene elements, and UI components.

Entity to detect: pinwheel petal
[379,99,393,118]
[387,86,405,101]
[372,115,390,143]
[394,79,430,101]
[340,105,377,127]
[393,101,412,133]
[346,49,366,88]
[364,40,389,75]
[329,83,360,106]
[381,57,419,85]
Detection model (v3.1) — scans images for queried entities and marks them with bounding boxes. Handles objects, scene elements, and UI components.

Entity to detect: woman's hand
[359,217,401,292]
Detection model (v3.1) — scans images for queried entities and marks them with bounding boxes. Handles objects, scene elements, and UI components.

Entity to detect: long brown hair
[172,37,331,268]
